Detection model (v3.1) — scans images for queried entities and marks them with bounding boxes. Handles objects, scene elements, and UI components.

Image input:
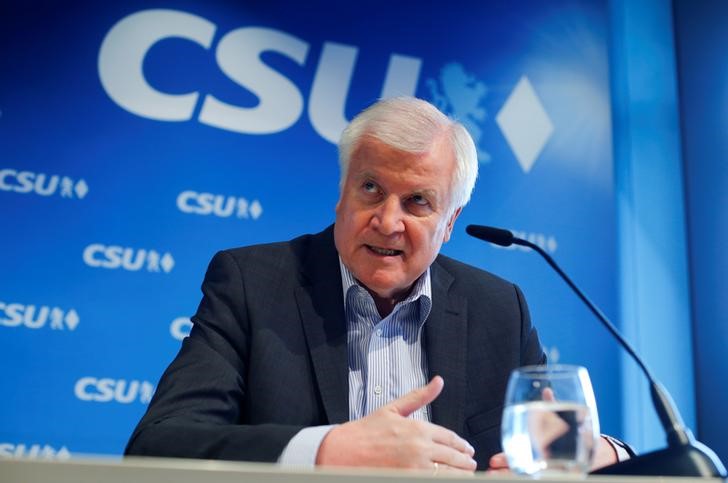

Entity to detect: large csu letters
[98,9,421,142]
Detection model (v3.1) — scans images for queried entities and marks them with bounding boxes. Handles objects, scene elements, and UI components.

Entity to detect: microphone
[466,224,727,477]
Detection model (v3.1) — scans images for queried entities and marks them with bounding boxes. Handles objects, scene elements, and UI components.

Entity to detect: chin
[359,277,393,293]
[367,277,411,299]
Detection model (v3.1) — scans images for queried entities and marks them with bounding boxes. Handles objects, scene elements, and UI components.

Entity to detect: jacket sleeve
[124,250,304,462]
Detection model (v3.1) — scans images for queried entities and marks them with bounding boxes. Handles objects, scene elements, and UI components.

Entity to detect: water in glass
[501,365,599,477]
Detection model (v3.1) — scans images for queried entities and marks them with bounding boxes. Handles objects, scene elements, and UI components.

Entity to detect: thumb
[489,452,509,470]
[388,376,444,417]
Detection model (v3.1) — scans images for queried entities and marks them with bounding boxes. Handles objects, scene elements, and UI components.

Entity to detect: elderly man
[126,97,620,472]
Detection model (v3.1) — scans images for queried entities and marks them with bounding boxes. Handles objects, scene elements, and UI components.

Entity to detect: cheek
[337,212,369,248]
[415,224,447,255]
[407,226,434,251]
[347,209,373,230]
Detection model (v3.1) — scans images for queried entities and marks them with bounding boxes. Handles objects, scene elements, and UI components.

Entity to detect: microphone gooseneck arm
[466,225,712,454]
[501,230,691,446]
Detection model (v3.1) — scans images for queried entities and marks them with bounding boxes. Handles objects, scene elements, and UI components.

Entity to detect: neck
[371,295,397,317]
[365,285,412,318]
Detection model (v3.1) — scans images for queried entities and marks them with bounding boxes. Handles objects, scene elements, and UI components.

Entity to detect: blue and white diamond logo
[74,179,89,199]
[249,200,263,220]
[160,253,175,273]
[64,309,80,331]
[496,76,554,173]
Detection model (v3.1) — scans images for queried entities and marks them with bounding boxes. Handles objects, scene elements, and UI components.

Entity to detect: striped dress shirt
[340,258,433,421]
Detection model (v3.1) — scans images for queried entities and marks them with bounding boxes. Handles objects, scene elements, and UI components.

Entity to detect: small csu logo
[0,169,89,199]
[170,316,192,341]
[0,301,79,330]
[83,244,174,273]
[74,377,155,404]
[0,443,71,460]
[177,191,263,219]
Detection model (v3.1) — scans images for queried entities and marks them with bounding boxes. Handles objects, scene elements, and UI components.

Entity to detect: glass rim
[514,364,588,377]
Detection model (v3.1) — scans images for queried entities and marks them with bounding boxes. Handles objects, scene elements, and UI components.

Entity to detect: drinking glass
[501,365,600,477]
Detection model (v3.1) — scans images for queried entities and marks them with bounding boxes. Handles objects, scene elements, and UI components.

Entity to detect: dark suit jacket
[125,225,545,469]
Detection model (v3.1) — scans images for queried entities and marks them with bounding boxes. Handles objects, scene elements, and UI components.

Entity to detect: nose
[371,196,405,235]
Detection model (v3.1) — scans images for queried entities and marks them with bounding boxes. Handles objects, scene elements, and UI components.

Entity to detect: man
[126,97,621,472]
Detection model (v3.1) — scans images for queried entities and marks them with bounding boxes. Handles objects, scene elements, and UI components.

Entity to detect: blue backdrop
[1,1,621,459]
[673,0,728,463]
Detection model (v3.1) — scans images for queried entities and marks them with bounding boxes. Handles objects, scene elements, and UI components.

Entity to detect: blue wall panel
[609,0,696,453]
[673,0,728,463]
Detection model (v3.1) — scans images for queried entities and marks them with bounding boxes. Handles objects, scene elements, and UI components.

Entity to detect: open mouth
[366,245,403,257]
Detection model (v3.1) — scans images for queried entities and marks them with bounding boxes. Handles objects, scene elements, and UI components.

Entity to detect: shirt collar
[338,256,432,316]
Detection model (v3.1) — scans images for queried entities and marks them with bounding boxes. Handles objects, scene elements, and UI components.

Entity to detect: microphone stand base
[592,441,726,478]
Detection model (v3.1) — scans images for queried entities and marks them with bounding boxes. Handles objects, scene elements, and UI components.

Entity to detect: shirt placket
[364,316,388,415]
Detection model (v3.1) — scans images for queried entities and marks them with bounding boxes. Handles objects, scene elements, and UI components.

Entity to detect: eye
[410,194,429,206]
[406,194,433,216]
[362,180,379,193]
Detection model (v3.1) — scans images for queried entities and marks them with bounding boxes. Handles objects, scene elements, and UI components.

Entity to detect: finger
[488,452,509,469]
[431,445,477,472]
[430,426,475,456]
[542,387,556,401]
[388,376,444,417]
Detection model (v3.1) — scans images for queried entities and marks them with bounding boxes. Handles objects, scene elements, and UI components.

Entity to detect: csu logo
[74,377,155,404]
[177,191,262,219]
[0,443,71,460]
[0,169,88,199]
[0,301,79,330]
[98,10,559,172]
[83,244,175,272]
[98,9,420,143]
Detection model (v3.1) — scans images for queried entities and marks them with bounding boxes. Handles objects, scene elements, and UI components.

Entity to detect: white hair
[338,97,478,210]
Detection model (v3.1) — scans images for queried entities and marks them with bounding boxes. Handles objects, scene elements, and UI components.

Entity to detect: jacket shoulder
[212,226,334,282]
[435,253,516,291]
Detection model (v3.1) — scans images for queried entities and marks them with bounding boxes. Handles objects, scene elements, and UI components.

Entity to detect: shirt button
[376,329,383,336]
[373,385,382,395]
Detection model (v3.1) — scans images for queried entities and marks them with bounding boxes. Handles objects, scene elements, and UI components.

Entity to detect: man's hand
[487,436,619,473]
[316,376,476,473]
[591,436,619,470]
[488,387,619,473]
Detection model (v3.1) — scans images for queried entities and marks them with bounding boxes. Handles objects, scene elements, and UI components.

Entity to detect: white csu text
[99,9,421,143]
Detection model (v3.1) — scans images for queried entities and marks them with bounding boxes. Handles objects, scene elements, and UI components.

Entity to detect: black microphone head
[465,224,514,247]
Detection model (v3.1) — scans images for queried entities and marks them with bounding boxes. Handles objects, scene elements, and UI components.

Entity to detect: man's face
[334,134,461,302]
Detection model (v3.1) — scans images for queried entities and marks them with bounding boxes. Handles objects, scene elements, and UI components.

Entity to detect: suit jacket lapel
[426,259,468,435]
[295,226,350,424]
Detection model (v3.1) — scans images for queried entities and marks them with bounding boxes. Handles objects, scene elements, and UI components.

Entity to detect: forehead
[348,135,456,187]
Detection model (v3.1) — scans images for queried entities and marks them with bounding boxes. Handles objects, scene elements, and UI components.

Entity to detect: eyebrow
[354,170,377,181]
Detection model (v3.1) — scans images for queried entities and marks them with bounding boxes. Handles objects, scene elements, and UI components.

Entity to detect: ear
[442,207,462,243]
